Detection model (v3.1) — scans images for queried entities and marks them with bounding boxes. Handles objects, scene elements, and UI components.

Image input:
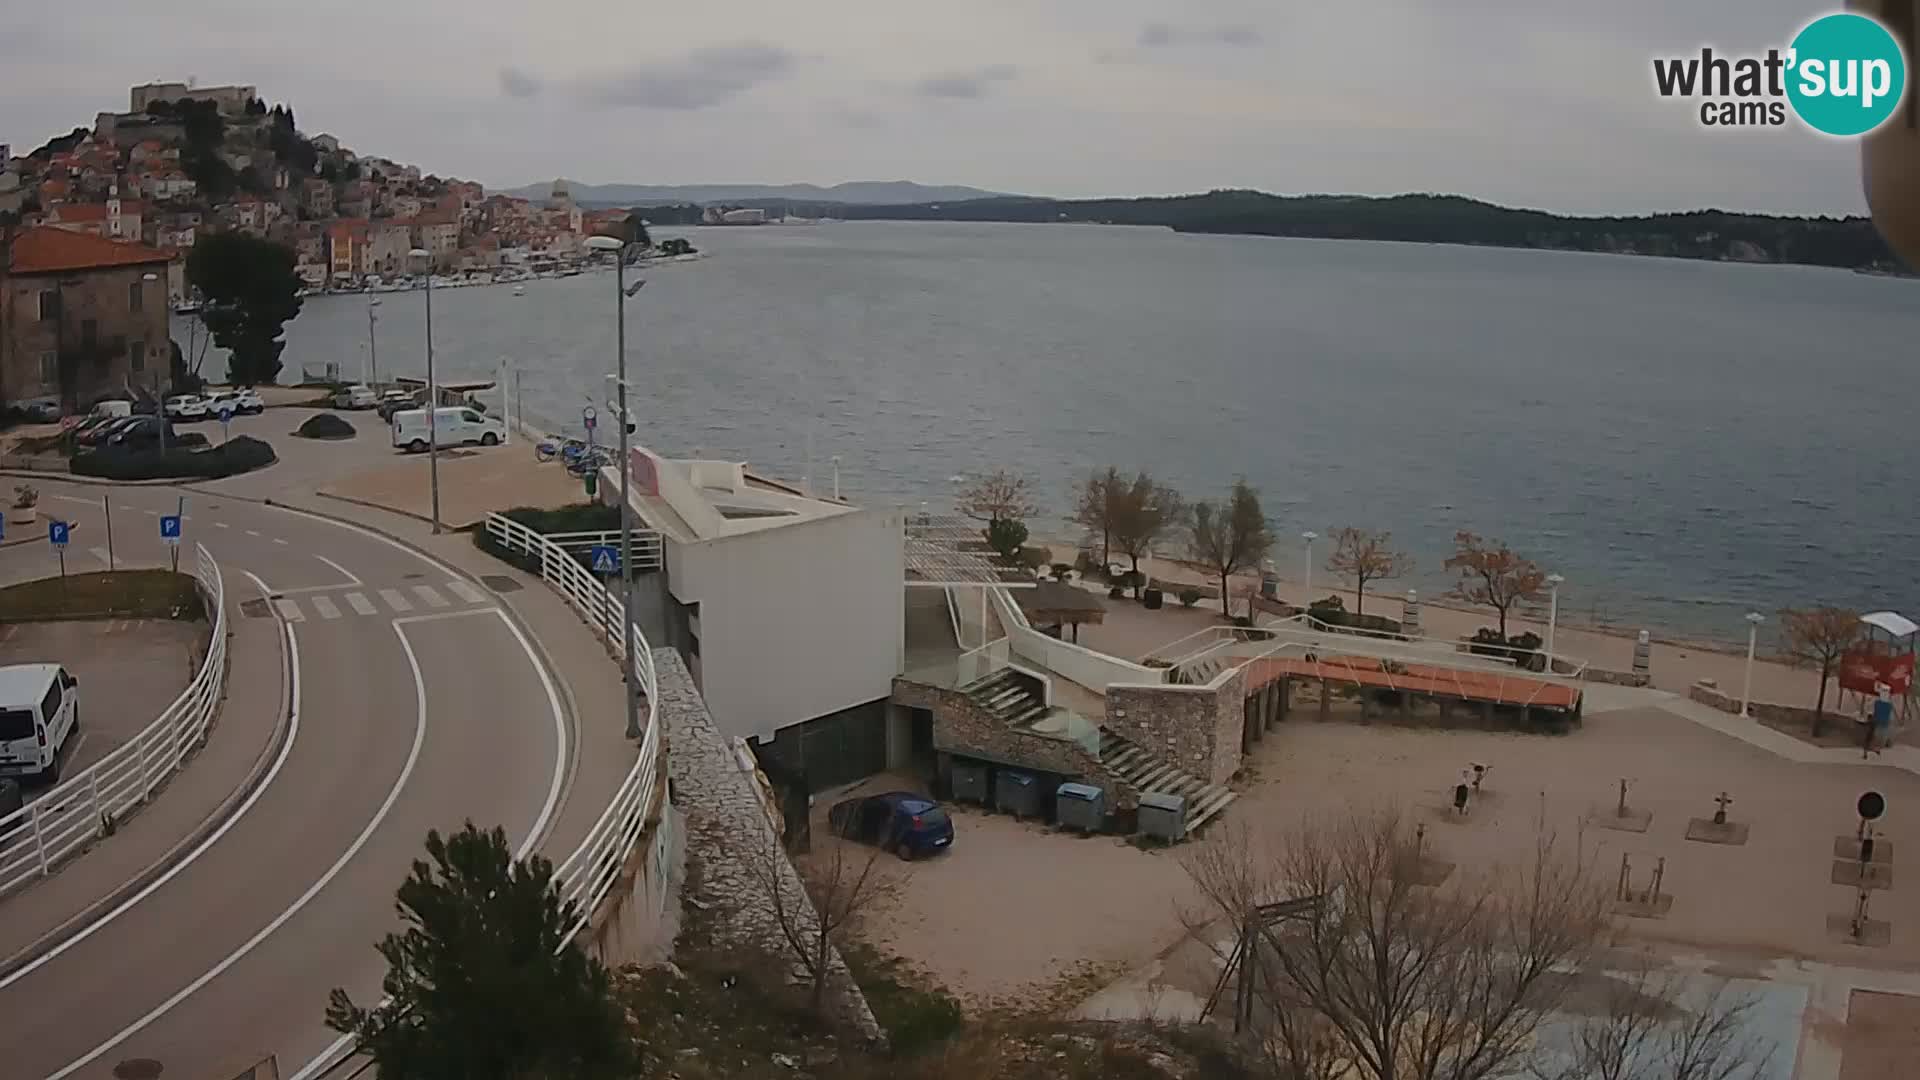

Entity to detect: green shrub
[986,518,1029,561]
[72,435,275,481]
[1179,587,1202,607]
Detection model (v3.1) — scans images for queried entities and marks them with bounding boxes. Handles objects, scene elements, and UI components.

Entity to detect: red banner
[1839,649,1915,696]
[628,448,659,497]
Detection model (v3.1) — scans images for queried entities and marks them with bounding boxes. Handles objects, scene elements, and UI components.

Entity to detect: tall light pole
[1301,531,1318,599]
[366,297,382,389]
[1741,611,1765,718]
[587,234,646,741]
[1545,573,1565,673]
[410,249,440,533]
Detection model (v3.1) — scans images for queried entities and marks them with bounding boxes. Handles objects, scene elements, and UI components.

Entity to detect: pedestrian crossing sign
[590,545,619,574]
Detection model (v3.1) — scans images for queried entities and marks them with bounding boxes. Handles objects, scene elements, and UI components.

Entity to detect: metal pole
[1741,614,1761,718]
[367,301,379,389]
[1303,533,1315,598]
[424,273,440,534]
[616,252,639,741]
[103,494,114,571]
[1546,576,1561,671]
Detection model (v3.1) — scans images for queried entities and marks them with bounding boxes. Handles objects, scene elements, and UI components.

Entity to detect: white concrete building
[611,448,905,760]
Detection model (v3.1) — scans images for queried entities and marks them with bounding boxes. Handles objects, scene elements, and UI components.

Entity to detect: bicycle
[535,436,587,463]
[564,448,614,479]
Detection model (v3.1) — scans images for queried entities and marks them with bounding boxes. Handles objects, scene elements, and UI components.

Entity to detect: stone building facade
[891,676,1141,806]
[1,226,172,410]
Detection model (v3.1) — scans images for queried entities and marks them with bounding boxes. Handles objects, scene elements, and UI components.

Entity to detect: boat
[512,285,526,296]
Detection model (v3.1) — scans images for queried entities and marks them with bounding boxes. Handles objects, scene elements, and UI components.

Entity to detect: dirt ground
[1837,990,1920,1080]
[0,618,205,795]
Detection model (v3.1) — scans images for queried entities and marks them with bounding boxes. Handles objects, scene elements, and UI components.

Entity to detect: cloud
[498,66,542,99]
[914,64,1019,100]
[577,43,795,110]
[1137,23,1263,48]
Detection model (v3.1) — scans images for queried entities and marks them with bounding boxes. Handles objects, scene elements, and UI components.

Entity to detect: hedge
[73,435,277,481]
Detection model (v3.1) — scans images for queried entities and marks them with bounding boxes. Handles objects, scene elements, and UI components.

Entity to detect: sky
[0,0,1877,215]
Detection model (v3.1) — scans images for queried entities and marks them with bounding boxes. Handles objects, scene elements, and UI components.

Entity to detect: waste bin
[995,769,1040,818]
[950,760,989,805]
[1138,791,1187,842]
[1055,782,1105,832]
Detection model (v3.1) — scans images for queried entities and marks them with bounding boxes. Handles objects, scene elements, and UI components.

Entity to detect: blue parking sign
[48,520,69,547]
[589,544,619,574]
[160,514,182,544]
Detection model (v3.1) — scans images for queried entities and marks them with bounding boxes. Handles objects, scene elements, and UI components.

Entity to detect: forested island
[618,191,1903,273]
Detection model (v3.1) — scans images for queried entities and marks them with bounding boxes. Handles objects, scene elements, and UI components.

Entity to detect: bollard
[1403,589,1421,635]
[1632,630,1651,678]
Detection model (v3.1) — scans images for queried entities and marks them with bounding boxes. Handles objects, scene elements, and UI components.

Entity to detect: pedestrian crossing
[268,582,491,622]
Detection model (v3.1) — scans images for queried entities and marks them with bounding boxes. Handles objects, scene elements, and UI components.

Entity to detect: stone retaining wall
[892,677,1135,806]
[1583,667,1651,688]
[1106,666,1246,786]
[1687,680,1825,729]
[659,651,881,1041]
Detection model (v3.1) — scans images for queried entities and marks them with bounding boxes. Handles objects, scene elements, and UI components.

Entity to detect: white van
[391,406,505,453]
[0,664,79,784]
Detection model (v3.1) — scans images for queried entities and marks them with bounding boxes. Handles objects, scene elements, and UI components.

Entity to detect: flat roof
[613,446,859,544]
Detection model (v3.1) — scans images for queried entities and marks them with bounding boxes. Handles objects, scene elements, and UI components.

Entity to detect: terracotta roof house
[2,226,173,410]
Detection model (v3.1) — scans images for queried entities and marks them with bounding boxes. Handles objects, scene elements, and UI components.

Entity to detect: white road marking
[213,522,229,530]
[245,530,261,538]
[314,554,361,587]
[52,494,96,507]
[88,547,111,567]
[300,606,567,1080]
[0,570,298,994]
[143,509,157,517]
[309,595,341,620]
[379,588,412,612]
[445,579,487,605]
[411,584,449,609]
[344,592,377,616]
[273,538,288,546]
[49,617,424,1080]
[272,598,304,622]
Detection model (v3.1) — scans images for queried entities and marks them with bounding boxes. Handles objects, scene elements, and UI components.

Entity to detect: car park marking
[308,596,341,620]
[273,538,288,546]
[445,579,487,605]
[378,588,412,613]
[272,598,304,622]
[410,585,449,609]
[344,592,377,616]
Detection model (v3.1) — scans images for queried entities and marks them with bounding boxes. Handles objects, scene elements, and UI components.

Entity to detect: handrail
[0,543,227,899]
[486,519,664,568]
[482,512,662,944]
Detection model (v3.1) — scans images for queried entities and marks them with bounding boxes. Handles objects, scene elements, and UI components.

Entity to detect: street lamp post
[1545,573,1565,673]
[1741,612,1765,718]
[587,234,646,741]
[409,249,440,533]
[366,297,382,389]
[1301,531,1318,599]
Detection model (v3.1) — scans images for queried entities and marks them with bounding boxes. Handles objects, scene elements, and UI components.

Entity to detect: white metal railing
[483,512,662,943]
[0,543,226,899]
[987,586,1159,692]
[536,528,664,570]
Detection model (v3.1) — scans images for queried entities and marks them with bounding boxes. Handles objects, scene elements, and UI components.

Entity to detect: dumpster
[1055,782,1106,832]
[951,760,989,805]
[1138,791,1187,842]
[995,769,1041,818]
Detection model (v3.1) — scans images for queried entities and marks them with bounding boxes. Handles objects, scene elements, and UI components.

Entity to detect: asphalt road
[0,479,571,1080]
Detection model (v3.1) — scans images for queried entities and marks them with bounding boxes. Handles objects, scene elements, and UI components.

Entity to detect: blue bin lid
[1000,771,1034,788]
[1138,791,1186,813]
[1056,782,1102,801]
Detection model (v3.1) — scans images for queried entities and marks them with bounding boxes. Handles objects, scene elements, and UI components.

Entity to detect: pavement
[0,423,644,1079]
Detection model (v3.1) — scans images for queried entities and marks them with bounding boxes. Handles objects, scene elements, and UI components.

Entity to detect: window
[40,681,61,722]
[462,410,482,422]
[39,352,57,386]
[39,290,60,322]
[129,280,143,312]
[0,709,33,742]
[130,339,146,372]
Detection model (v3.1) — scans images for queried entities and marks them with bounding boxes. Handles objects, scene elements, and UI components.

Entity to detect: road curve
[0,481,571,1080]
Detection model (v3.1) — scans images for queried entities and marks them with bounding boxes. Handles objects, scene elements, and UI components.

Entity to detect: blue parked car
[828,791,954,860]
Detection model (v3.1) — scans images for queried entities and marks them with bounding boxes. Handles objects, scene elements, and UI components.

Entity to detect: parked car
[233,388,265,414]
[16,397,61,422]
[826,791,955,860]
[107,415,181,448]
[391,406,504,452]
[374,390,420,421]
[0,664,79,785]
[333,384,378,410]
[78,416,141,447]
[164,394,209,421]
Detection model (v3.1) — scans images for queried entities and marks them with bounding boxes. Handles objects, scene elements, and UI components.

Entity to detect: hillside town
[0,80,632,298]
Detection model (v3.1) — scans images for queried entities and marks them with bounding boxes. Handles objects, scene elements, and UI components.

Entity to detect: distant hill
[821,190,1901,272]
[502,179,1014,206]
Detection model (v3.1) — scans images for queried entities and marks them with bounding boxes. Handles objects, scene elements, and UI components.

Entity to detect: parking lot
[0,618,206,798]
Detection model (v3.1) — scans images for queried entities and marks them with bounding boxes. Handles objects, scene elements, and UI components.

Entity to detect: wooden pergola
[1016,581,1107,643]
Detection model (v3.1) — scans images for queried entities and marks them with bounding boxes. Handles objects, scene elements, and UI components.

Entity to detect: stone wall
[1688,680,1826,729]
[1583,667,1651,688]
[891,677,1135,806]
[660,650,881,1041]
[1105,665,1246,786]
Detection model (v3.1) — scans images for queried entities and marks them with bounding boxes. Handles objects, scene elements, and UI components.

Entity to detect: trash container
[950,760,989,805]
[995,769,1040,818]
[1055,782,1106,832]
[1138,791,1187,842]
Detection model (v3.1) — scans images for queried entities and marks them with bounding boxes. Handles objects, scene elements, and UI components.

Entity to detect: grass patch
[0,569,203,621]
[840,940,965,1056]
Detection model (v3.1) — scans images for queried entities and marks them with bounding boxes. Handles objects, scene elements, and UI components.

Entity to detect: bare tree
[1325,526,1413,617]
[1072,466,1125,569]
[1445,531,1548,639]
[732,813,901,1016]
[1535,962,1772,1080]
[1190,478,1274,618]
[1110,470,1187,598]
[1778,606,1863,737]
[957,468,1037,526]
[1181,809,1610,1080]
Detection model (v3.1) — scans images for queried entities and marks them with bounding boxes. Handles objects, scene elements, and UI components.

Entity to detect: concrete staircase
[1097,730,1238,834]
[964,668,1051,728]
